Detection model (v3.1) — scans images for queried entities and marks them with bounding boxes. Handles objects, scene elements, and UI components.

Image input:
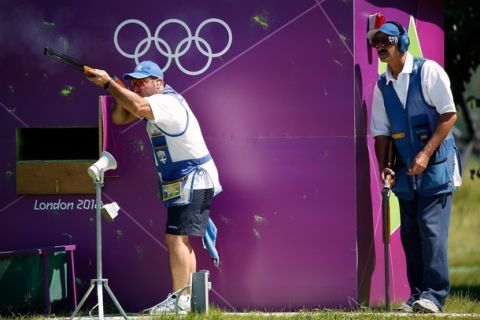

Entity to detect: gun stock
[383,138,395,243]
[381,138,395,311]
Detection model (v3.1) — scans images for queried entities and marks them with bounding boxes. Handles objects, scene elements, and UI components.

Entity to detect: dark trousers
[399,192,452,309]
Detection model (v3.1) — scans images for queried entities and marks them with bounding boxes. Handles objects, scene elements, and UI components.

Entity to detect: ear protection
[385,21,410,53]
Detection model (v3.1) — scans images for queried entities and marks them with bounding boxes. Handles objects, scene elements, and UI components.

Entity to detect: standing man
[87,61,222,314]
[368,21,462,313]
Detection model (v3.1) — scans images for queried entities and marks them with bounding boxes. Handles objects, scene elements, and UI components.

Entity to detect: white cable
[88,303,99,317]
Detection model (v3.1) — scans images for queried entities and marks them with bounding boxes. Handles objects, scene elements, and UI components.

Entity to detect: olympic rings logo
[114,18,232,76]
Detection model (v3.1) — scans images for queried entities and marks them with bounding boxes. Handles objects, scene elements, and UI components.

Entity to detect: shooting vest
[146,85,217,206]
[378,58,456,200]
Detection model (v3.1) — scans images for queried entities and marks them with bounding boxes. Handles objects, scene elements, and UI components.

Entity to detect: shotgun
[382,138,395,311]
[44,47,126,87]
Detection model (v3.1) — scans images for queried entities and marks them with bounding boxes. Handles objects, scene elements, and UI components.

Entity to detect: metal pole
[382,185,391,311]
[95,178,104,319]
[71,168,127,319]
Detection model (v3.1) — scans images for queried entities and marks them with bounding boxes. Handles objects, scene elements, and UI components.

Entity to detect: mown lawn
[446,156,480,313]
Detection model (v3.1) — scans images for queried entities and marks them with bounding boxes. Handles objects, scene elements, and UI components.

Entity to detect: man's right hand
[381,167,395,187]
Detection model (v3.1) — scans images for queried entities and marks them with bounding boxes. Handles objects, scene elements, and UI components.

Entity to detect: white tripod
[71,152,128,319]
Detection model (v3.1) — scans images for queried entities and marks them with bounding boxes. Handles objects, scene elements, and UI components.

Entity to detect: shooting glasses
[370,36,398,48]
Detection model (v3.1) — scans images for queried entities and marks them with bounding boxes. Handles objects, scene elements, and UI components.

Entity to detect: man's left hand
[86,68,112,89]
[407,150,430,176]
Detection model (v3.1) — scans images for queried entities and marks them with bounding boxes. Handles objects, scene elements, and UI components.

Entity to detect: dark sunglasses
[370,36,398,48]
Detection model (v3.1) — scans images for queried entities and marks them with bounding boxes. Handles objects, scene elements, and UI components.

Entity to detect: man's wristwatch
[104,78,113,90]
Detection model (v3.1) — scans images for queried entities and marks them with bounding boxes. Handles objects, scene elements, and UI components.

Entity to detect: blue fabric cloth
[400,192,452,309]
[202,218,219,268]
[377,58,456,200]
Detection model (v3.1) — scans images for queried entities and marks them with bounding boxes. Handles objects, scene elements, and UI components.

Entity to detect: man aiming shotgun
[92,61,222,315]
[45,48,222,314]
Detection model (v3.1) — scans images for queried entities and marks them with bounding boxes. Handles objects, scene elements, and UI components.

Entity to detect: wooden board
[16,161,96,194]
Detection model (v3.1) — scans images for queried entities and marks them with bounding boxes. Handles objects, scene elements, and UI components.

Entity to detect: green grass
[447,155,480,312]
[449,158,480,272]
[159,309,480,319]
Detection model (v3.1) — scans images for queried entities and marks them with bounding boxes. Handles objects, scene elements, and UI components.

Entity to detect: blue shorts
[166,188,213,236]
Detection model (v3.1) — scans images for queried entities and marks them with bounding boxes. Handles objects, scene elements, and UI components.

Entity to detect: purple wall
[0,0,444,311]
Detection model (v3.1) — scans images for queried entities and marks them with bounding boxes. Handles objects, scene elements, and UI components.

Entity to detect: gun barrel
[44,47,89,73]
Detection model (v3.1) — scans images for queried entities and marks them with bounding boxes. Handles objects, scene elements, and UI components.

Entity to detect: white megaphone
[87,151,117,180]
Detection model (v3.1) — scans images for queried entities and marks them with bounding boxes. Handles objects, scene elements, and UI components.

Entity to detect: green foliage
[445,0,480,101]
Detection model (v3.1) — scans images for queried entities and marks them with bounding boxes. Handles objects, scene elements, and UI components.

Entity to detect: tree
[445,0,480,101]
[445,0,480,161]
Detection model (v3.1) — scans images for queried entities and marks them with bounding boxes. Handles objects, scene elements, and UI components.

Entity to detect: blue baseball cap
[367,22,402,40]
[123,61,164,80]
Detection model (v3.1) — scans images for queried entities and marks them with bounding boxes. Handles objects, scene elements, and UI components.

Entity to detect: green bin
[0,248,70,313]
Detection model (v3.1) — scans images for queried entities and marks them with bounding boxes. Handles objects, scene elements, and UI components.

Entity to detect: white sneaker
[412,298,440,313]
[144,293,191,315]
[396,303,413,313]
